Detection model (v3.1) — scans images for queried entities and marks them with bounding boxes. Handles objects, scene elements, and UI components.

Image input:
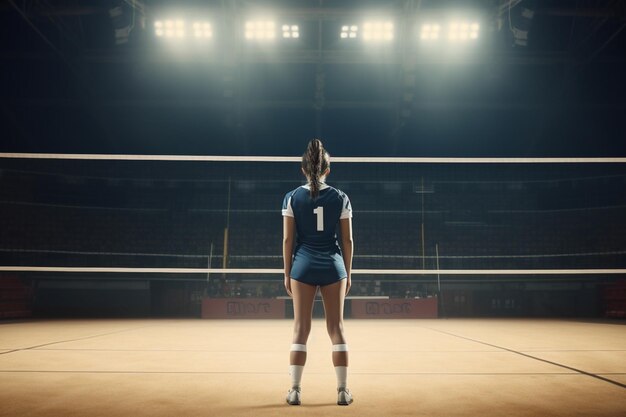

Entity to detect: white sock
[334,366,348,389]
[289,365,304,388]
[289,344,306,388]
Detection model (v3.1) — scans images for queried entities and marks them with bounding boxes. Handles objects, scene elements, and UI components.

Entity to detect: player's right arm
[339,217,353,296]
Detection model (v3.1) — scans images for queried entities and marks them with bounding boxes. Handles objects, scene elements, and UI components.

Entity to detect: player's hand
[284,275,293,297]
[345,276,351,296]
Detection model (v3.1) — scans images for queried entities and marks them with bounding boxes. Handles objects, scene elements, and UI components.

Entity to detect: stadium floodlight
[155,20,164,37]
[174,20,185,38]
[448,21,480,41]
[192,22,213,39]
[362,21,394,41]
[420,23,440,41]
[470,23,480,39]
[282,24,299,39]
[154,19,186,38]
[340,25,358,39]
[245,20,276,40]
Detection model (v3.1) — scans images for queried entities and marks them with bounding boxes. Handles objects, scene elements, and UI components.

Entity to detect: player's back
[282,184,352,252]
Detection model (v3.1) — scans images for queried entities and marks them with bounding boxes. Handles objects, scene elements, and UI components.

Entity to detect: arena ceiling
[1,0,625,157]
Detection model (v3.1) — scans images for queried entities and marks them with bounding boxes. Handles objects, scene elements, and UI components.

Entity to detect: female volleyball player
[281,139,354,406]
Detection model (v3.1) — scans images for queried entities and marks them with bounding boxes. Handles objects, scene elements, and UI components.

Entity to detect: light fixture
[362,21,394,41]
[282,24,299,39]
[245,20,276,40]
[155,20,164,37]
[420,23,440,41]
[340,25,359,39]
[154,19,186,38]
[511,8,534,47]
[448,21,480,41]
[192,22,213,39]
[109,4,132,45]
[174,20,185,38]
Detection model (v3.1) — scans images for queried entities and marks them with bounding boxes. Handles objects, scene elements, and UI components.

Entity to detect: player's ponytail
[302,139,330,199]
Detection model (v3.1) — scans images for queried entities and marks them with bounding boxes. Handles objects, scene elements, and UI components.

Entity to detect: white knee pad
[291,343,307,352]
[332,344,349,352]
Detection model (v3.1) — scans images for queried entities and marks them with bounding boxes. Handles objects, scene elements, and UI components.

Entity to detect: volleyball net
[1,152,625,289]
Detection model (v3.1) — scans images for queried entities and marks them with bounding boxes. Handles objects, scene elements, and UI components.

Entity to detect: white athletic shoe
[337,387,353,406]
[286,387,301,405]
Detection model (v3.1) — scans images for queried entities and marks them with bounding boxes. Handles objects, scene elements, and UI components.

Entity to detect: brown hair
[301,139,330,199]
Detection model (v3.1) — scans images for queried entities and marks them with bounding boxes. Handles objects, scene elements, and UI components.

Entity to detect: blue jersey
[282,183,352,285]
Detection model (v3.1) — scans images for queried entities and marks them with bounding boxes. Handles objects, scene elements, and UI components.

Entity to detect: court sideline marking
[0,323,156,356]
[419,325,626,390]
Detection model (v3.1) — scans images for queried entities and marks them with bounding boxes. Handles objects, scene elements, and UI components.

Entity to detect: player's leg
[320,279,353,405]
[287,278,317,405]
[320,279,348,363]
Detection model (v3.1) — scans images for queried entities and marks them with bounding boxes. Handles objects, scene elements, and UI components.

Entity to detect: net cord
[1,153,626,163]
[0,266,624,275]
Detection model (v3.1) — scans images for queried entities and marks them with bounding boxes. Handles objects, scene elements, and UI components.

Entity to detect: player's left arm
[282,215,296,296]
[339,193,353,295]
[339,217,353,296]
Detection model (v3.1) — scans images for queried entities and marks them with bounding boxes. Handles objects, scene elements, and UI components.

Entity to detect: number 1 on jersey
[313,207,324,231]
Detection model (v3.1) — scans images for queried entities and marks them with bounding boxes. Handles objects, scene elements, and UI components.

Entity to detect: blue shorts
[290,245,347,287]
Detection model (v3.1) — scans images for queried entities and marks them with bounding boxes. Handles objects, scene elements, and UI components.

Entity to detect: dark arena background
[1,1,625,416]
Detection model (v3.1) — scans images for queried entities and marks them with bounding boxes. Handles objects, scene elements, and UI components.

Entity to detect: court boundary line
[420,326,626,390]
[9,347,626,353]
[0,370,604,375]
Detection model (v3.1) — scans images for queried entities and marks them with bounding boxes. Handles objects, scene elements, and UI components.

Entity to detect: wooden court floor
[0,318,624,417]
